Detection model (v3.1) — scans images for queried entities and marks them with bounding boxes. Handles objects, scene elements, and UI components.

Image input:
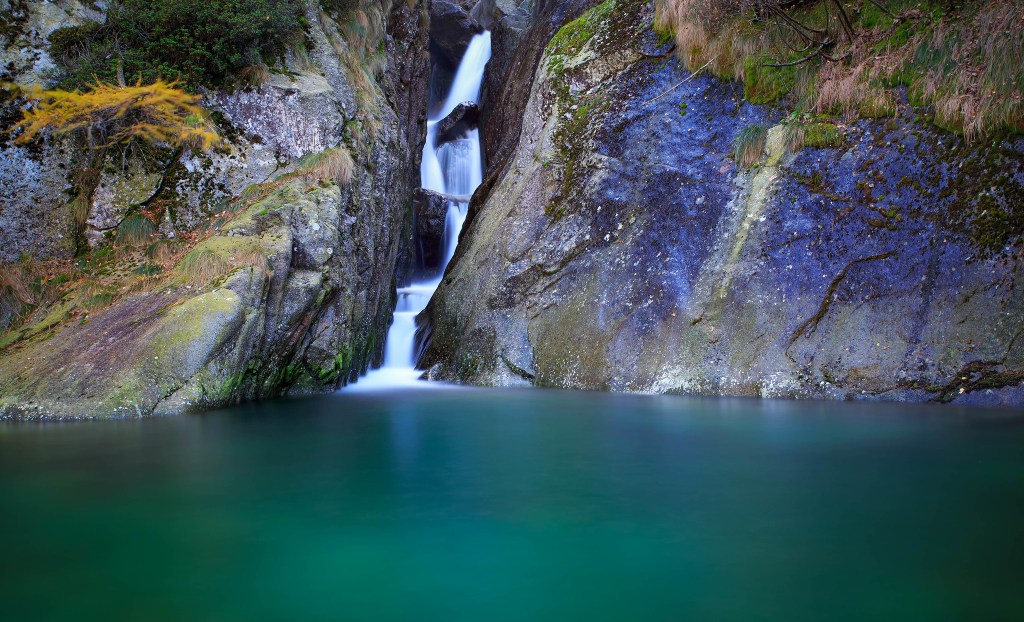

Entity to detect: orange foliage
[12,79,219,150]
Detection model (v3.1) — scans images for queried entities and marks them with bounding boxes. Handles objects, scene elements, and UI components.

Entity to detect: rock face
[431,0,484,69]
[0,0,431,418]
[470,0,522,29]
[213,72,347,161]
[0,0,105,86]
[419,0,1024,407]
[1,182,366,418]
[0,0,101,262]
[0,139,80,262]
[479,0,593,174]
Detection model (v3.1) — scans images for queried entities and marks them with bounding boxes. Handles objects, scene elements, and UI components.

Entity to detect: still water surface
[1,389,1022,621]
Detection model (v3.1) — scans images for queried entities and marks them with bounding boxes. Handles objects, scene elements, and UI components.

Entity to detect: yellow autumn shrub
[12,79,219,150]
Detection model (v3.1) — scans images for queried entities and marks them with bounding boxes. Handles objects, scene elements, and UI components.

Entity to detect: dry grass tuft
[233,145,356,212]
[734,124,768,167]
[177,244,270,287]
[0,263,36,323]
[178,247,230,286]
[145,239,179,265]
[117,213,157,246]
[321,2,394,142]
[236,64,272,89]
[296,146,355,184]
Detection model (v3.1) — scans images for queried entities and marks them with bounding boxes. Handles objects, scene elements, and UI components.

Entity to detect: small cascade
[347,32,491,390]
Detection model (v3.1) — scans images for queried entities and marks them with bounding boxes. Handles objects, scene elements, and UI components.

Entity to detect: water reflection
[1,391,1022,621]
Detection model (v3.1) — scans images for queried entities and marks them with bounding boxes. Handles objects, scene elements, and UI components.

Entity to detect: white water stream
[347,31,491,390]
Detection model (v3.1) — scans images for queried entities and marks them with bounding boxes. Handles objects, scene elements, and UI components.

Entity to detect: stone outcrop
[419,0,1024,407]
[479,0,593,176]
[0,0,105,86]
[437,101,481,145]
[470,0,522,29]
[0,0,432,418]
[430,0,484,69]
[0,138,80,262]
[413,188,449,274]
[213,72,347,161]
[0,0,102,262]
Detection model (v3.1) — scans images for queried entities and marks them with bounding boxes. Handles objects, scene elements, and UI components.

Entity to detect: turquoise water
[1,389,1022,621]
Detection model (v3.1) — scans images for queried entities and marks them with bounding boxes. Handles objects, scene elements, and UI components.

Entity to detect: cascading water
[347,31,491,390]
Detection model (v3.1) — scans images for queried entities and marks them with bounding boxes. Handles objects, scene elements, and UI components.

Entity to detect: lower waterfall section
[346,32,491,390]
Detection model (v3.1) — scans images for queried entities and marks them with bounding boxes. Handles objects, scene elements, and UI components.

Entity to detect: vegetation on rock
[734,124,769,167]
[12,80,219,151]
[48,0,307,90]
[655,0,1024,140]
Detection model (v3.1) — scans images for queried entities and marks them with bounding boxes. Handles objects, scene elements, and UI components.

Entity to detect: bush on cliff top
[655,0,1024,140]
[49,0,306,90]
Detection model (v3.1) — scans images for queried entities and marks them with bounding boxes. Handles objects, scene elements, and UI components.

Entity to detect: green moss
[547,93,608,219]
[743,54,795,105]
[803,122,844,148]
[546,0,616,74]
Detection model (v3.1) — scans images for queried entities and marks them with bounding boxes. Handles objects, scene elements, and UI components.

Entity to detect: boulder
[436,101,481,145]
[430,1,484,69]
[470,0,522,29]
[213,71,345,160]
[86,157,166,245]
[414,188,449,274]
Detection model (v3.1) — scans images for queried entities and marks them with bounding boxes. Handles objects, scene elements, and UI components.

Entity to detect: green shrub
[49,0,306,90]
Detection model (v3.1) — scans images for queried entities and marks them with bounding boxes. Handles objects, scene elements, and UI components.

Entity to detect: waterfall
[347,31,491,390]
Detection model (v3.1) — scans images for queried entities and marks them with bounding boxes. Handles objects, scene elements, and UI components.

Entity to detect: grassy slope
[655,0,1023,141]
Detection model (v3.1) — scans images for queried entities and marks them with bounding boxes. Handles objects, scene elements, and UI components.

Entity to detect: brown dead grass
[655,0,1024,140]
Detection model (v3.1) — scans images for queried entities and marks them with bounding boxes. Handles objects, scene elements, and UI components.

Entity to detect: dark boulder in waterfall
[430,1,484,69]
[414,189,450,274]
[437,102,481,145]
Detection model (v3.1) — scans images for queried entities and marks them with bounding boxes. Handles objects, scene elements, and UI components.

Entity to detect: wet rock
[414,188,449,274]
[437,102,481,145]
[421,0,1024,406]
[431,1,484,69]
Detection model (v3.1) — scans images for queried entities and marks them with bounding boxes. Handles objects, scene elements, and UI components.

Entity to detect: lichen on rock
[419,0,1024,407]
